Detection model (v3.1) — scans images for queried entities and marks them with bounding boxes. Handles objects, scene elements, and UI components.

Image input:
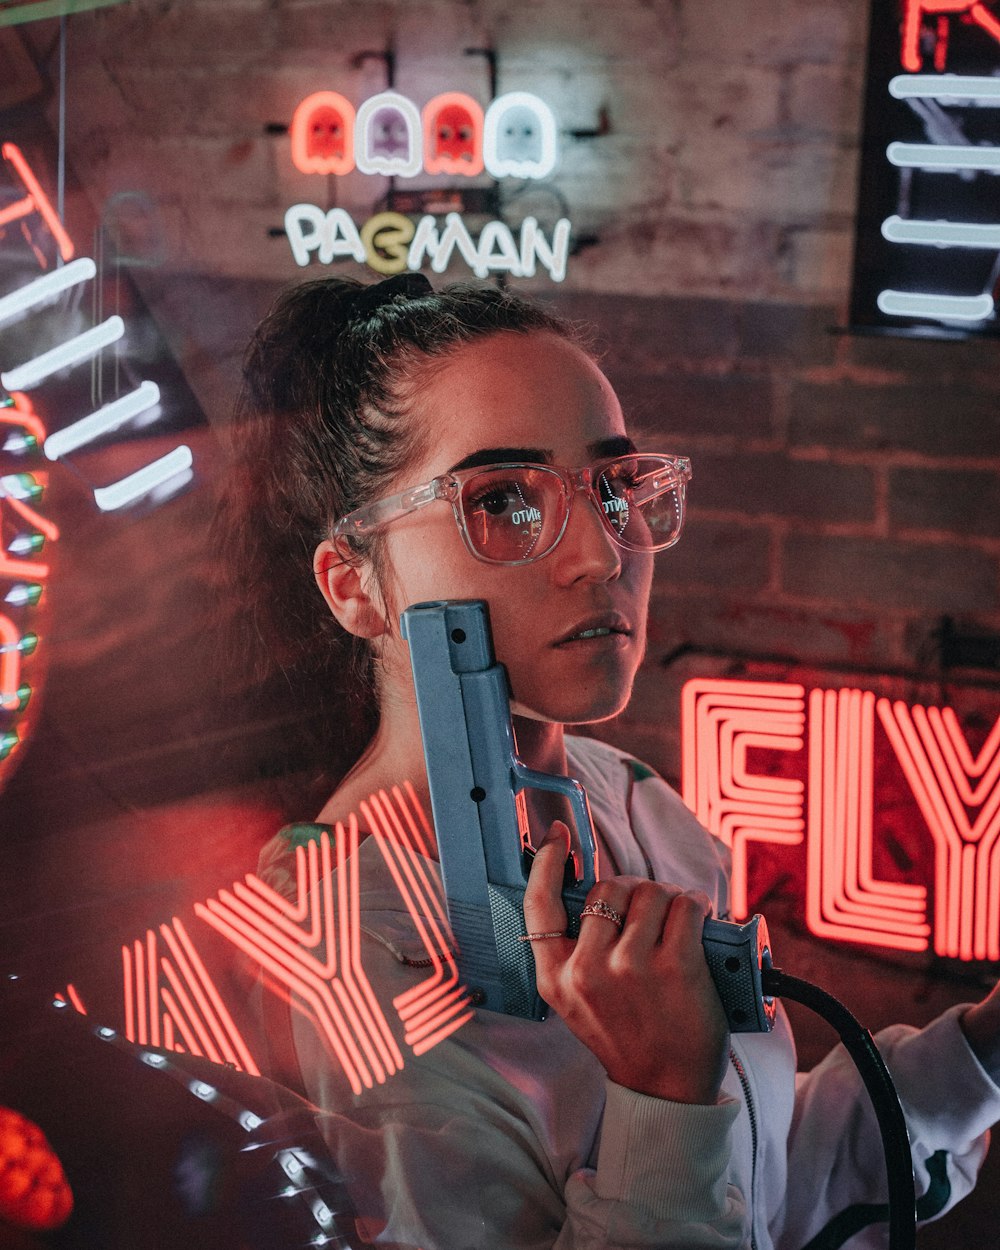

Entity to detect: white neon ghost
[483,92,558,180]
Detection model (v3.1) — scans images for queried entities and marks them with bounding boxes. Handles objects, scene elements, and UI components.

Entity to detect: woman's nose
[551,483,622,583]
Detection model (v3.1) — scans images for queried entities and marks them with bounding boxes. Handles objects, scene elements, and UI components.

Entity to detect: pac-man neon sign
[423,92,485,177]
[682,678,1000,961]
[284,88,570,281]
[284,206,571,283]
[290,89,556,181]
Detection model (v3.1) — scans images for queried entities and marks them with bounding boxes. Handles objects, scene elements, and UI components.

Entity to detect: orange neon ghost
[900,0,1000,72]
[290,91,356,176]
[423,93,484,176]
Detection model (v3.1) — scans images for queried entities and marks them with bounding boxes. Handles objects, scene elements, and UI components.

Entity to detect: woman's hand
[961,980,1000,1078]
[522,822,730,1104]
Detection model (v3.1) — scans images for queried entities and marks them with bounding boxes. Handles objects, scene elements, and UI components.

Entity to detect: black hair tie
[348,272,434,320]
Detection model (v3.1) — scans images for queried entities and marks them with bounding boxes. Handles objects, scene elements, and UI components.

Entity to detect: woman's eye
[601,473,637,499]
[469,485,519,516]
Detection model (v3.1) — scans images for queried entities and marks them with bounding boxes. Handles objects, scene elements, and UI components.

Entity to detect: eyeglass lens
[460,457,684,563]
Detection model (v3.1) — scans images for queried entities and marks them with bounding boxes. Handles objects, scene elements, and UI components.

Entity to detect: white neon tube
[44,381,160,460]
[889,75,1000,102]
[887,142,1000,171]
[877,290,994,321]
[93,444,193,512]
[881,215,1000,248]
[0,258,95,327]
[1,316,124,391]
[0,475,36,501]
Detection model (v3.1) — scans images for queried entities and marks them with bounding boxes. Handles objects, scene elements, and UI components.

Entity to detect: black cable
[761,967,916,1250]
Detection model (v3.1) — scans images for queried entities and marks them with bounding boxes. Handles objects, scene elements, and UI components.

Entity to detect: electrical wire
[762,967,916,1250]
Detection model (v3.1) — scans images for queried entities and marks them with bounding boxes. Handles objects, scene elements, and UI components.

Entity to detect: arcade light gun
[400,599,775,1032]
[401,598,918,1248]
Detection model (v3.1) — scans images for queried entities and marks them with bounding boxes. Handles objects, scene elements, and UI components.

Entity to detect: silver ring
[519,930,566,942]
[580,899,625,931]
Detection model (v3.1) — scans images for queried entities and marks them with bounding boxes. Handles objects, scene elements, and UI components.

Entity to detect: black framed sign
[849,1,1000,338]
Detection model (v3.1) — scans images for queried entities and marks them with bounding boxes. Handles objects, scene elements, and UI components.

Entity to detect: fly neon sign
[682,679,1000,961]
[284,89,572,283]
[76,784,472,1095]
[849,0,1000,335]
[59,689,999,1093]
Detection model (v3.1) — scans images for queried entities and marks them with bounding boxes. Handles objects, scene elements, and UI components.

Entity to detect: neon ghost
[290,91,356,176]
[484,92,558,180]
[356,92,422,177]
[423,93,484,176]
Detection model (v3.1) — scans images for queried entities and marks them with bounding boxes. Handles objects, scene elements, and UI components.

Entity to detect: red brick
[644,592,902,668]
[782,534,998,612]
[607,371,774,442]
[890,468,1000,540]
[654,517,771,591]
[788,381,1000,458]
[688,451,875,523]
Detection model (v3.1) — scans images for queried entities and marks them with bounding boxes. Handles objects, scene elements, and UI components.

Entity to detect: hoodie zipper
[730,1047,758,1250]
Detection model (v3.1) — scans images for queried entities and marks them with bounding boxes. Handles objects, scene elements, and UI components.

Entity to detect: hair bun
[348,272,434,321]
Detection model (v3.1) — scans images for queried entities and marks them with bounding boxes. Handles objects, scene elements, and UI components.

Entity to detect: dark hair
[216,274,575,797]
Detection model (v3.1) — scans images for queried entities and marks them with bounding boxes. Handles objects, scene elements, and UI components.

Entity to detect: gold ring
[580,899,625,931]
[519,930,566,942]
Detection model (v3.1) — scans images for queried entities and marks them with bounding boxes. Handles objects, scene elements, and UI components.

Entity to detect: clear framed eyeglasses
[332,452,693,566]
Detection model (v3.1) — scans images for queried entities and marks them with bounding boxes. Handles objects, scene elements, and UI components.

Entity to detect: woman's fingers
[522,821,576,980]
[612,879,683,958]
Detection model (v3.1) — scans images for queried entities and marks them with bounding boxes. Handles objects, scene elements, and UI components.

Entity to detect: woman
[223,273,1000,1249]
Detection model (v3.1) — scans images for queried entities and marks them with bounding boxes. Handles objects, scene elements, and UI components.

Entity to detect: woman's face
[372,330,654,725]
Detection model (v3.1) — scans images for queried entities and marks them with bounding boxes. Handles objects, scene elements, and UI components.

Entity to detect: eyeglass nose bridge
[561,464,625,546]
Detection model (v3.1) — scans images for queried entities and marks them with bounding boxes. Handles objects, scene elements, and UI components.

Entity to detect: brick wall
[9,8,996,849]
[24,0,868,299]
[20,1,995,719]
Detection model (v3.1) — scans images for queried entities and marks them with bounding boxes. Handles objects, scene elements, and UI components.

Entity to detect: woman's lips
[552,616,631,646]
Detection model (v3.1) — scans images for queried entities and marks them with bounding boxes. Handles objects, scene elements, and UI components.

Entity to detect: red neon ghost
[290,91,356,175]
[423,93,484,176]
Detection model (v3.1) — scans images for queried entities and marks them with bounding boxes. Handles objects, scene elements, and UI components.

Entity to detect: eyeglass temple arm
[333,478,445,543]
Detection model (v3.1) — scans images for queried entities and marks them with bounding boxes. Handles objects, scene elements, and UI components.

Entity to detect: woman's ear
[313,540,389,639]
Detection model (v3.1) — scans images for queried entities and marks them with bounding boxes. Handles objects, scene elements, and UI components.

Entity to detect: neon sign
[424,92,485,177]
[285,206,571,282]
[682,678,1000,961]
[284,89,571,282]
[848,0,1000,335]
[355,91,424,177]
[0,143,194,510]
[0,393,55,783]
[289,91,356,176]
[54,683,1000,1091]
[0,144,199,789]
[52,785,474,1093]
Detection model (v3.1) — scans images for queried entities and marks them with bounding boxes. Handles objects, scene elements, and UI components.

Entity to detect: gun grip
[702,915,776,1033]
